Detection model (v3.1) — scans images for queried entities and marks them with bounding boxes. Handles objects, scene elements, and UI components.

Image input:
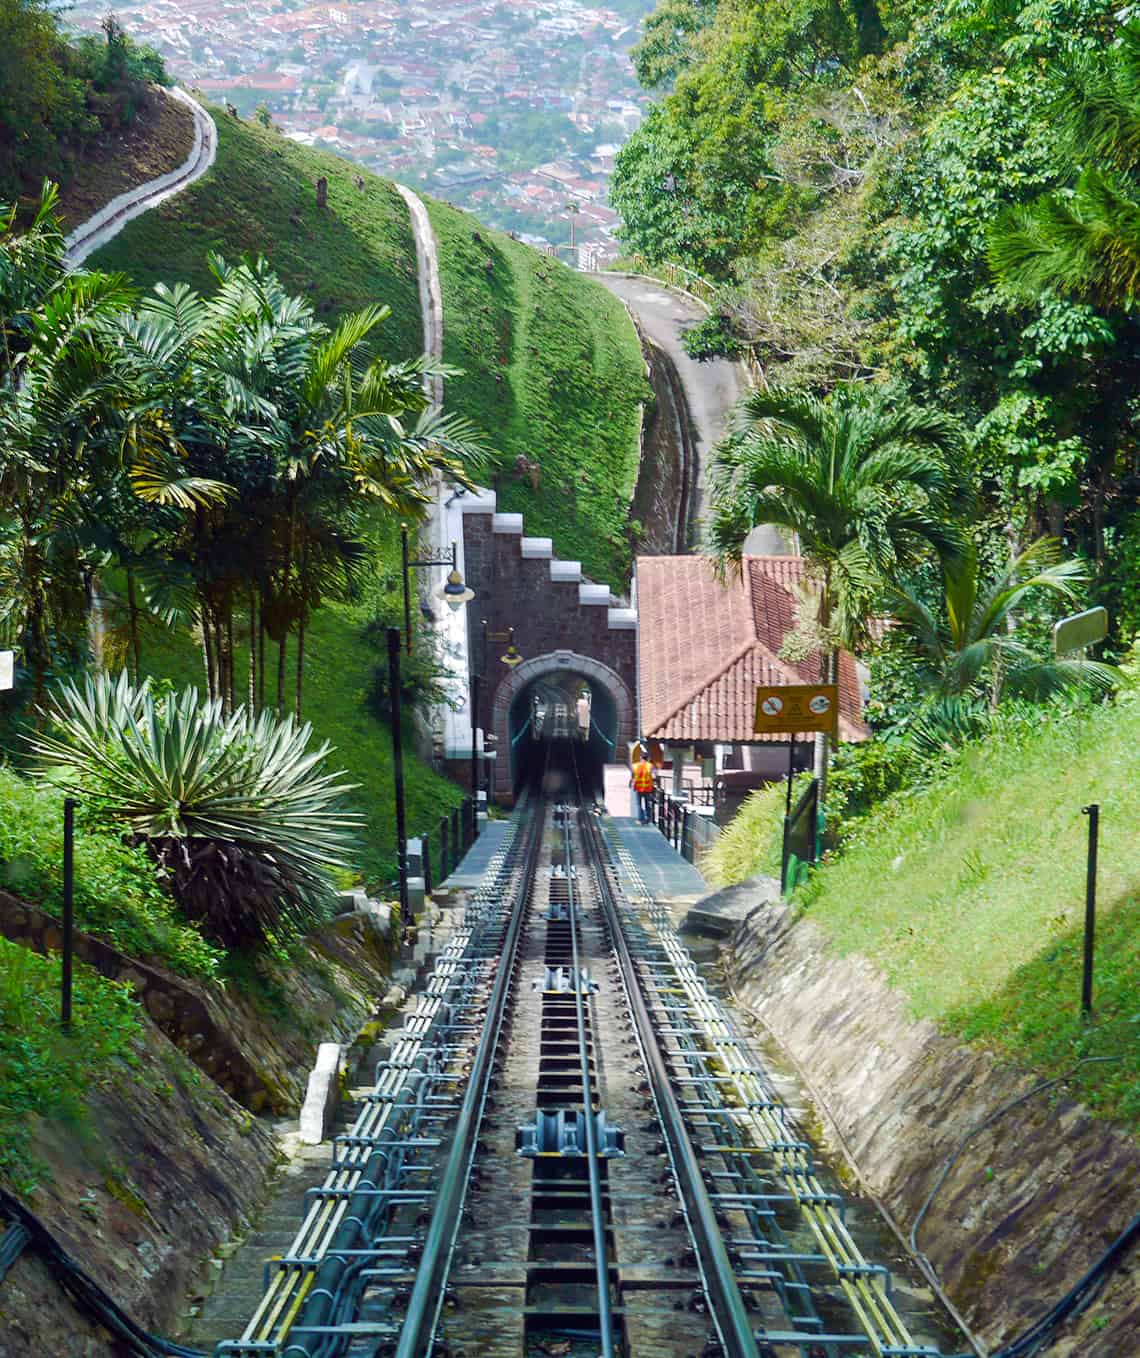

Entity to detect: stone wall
[726,903,1139,1356]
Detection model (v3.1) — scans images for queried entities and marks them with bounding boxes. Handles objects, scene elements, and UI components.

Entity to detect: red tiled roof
[636,556,868,744]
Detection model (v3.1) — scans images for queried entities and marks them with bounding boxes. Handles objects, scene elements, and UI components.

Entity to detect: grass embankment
[136,517,463,892]
[0,939,142,1192]
[91,104,423,359]
[708,700,1140,1129]
[426,200,648,585]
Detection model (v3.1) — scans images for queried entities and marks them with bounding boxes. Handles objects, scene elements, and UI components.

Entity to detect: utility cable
[0,1187,206,1358]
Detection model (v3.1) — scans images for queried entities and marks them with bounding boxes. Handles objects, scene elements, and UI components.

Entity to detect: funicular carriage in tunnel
[512,670,609,797]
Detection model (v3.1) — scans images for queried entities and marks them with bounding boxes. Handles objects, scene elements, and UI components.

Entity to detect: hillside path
[596,272,786,554]
[64,88,217,268]
[394,183,444,410]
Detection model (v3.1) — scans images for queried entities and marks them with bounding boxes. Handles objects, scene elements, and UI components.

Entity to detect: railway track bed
[215,744,965,1358]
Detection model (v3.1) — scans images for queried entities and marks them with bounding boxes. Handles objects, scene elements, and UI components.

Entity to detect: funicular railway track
[218,739,949,1358]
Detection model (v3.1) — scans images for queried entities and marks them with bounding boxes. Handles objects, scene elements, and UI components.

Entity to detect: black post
[387,628,410,928]
[440,815,449,881]
[470,673,480,838]
[781,736,796,895]
[61,797,76,1029]
[1081,803,1099,1017]
[422,836,433,896]
[400,524,413,655]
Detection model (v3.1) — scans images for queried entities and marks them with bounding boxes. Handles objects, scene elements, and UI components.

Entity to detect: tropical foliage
[28,672,361,946]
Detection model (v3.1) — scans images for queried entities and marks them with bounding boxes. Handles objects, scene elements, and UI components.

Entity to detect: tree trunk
[248,590,258,713]
[126,569,142,685]
[225,608,236,714]
[277,636,287,716]
[214,613,228,714]
[295,613,305,720]
[201,606,216,700]
[259,617,266,711]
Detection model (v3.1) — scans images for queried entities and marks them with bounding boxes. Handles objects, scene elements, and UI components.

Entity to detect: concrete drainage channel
[177,896,465,1352]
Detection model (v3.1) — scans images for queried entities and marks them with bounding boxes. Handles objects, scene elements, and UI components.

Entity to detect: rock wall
[726,903,1139,1356]
[0,1021,274,1357]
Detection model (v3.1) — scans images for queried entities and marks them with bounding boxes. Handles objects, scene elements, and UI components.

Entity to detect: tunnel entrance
[490,651,635,807]
[508,669,615,799]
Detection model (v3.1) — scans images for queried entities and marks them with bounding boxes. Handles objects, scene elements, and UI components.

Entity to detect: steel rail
[576,800,762,1358]
[560,798,616,1358]
[601,821,940,1358]
[392,783,546,1358]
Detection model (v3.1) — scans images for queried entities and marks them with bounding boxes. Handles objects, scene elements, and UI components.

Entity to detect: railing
[647,783,720,865]
[416,796,477,895]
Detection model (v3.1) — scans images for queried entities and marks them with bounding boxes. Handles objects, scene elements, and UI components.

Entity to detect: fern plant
[28,672,362,947]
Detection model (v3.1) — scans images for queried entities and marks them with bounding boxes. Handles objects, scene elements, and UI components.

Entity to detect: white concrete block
[579,583,611,606]
[299,1042,342,1144]
[521,537,554,558]
[607,607,638,630]
[492,513,524,534]
[550,559,582,582]
[458,488,497,514]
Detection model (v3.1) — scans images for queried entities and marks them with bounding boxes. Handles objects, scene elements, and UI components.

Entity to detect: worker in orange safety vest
[631,750,655,824]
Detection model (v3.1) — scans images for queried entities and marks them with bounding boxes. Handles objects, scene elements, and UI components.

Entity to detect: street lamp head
[500,643,523,668]
[438,566,475,611]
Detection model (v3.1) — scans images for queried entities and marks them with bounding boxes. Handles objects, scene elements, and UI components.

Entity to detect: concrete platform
[604,817,709,905]
[440,819,514,889]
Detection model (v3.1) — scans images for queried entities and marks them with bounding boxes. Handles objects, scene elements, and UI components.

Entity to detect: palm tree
[988,23,1140,308]
[708,383,967,793]
[882,537,1117,708]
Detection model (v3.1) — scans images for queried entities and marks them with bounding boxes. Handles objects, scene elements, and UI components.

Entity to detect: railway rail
[217,739,953,1358]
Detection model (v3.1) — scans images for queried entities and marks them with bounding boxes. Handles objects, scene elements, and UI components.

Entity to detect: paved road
[595,273,785,554]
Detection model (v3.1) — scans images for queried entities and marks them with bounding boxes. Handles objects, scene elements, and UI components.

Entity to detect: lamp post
[401,523,474,654]
[387,627,410,930]
[470,671,480,838]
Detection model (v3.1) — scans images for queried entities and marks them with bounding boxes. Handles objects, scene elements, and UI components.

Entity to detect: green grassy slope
[91,106,423,360]
[426,200,648,586]
[711,700,1140,1129]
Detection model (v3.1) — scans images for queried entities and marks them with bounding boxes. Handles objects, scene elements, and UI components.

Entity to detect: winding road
[595,272,787,555]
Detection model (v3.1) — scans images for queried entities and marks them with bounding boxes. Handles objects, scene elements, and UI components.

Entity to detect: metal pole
[1081,803,1099,1017]
[781,736,795,895]
[61,797,75,1029]
[387,628,410,928]
[440,815,449,880]
[470,673,480,838]
[401,525,413,655]
[422,836,432,896]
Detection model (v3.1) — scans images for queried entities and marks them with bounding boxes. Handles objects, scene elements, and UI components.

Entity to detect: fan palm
[988,23,1140,307]
[28,672,362,947]
[882,537,1117,707]
[708,383,967,790]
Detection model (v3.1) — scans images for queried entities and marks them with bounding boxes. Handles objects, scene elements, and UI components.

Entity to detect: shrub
[679,312,742,361]
[0,764,221,980]
[28,674,363,948]
[0,938,141,1191]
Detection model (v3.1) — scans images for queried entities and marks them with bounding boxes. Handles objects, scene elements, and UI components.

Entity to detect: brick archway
[490,651,635,803]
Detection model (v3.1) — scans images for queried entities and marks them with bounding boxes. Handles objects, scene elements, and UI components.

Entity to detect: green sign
[1053,607,1108,656]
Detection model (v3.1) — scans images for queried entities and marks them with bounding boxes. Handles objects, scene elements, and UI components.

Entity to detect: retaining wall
[726,902,1139,1356]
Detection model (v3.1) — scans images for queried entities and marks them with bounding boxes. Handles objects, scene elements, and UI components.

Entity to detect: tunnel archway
[490,651,635,804]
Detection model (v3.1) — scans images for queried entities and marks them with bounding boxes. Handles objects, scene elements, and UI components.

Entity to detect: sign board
[1053,607,1108,656]
[0,651,12,692]
[754,684,838,736]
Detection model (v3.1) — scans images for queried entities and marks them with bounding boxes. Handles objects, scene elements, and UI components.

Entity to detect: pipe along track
[218,738,952,1358]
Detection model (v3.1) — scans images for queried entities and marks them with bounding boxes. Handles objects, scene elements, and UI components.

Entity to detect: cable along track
[217,745,952,1358]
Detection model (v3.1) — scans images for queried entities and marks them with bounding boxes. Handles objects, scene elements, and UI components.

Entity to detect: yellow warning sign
[753,684,838,736]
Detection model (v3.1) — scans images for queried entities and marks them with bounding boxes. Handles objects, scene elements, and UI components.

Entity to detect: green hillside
[426,200,647,585]
[709,698,1140,1129]
[91,106,424,360]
